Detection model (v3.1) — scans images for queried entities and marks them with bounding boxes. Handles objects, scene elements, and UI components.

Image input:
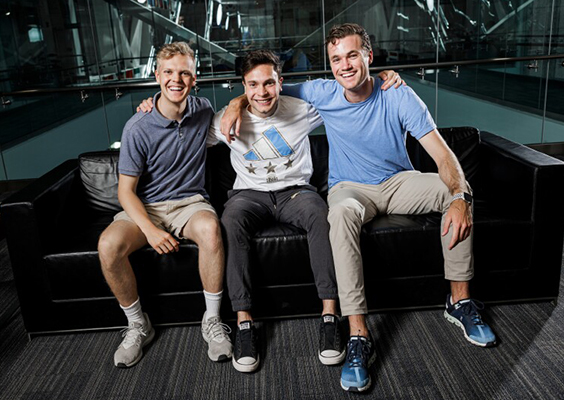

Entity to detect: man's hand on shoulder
[443,199,472,250]
[145,226,180,255]
[378,70,406,90]
[136,97,154,113]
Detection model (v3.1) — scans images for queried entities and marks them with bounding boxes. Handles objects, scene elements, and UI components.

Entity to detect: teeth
[169,87,183,91]
[342,73,354,78]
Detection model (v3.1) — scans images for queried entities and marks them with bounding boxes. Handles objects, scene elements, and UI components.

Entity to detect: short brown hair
[325,23,372,54]
[156,42,195,69]
[240,50,282,81]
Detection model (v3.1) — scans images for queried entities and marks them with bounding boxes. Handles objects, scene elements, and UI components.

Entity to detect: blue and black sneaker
[444,295,497,347]
[340,336,376,392]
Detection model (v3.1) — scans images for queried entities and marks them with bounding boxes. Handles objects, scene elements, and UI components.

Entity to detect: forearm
[118,189,157,235]
[229,94,248,111]
[437,153,468,196]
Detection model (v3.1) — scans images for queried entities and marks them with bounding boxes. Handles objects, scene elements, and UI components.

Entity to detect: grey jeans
[221,185,339,312]
[327,171,474,317]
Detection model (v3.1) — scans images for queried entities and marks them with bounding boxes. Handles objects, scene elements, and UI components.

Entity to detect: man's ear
[279,76,284,91]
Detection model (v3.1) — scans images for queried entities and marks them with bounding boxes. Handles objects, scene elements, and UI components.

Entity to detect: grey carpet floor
[0,246,563,399]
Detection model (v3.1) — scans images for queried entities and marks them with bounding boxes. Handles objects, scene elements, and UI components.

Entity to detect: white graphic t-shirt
[207,96,323,191]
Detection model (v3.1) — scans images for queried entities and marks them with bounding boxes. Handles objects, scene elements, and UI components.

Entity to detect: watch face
[463,192,473,203]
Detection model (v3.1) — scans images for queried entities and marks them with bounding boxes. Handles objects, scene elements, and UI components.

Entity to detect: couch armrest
[1,159,79,330]
[480,131,564,280]
[480,132,564,219]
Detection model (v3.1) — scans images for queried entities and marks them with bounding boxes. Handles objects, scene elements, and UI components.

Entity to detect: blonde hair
[155,42,195,69]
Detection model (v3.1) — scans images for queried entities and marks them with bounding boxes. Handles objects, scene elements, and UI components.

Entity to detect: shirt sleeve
[282,81,318,104]
[398,87,437,140]
[207,108,228,147]
[118,123,146,177]
[305,102,324,131]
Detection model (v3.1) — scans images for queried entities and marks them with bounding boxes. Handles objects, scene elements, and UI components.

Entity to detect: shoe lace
[459,299,485,326]
[320,318,339,349]
[346,338,371,367]
[237,327,256,357]
[120,323,147,348]
[206,319,232,341]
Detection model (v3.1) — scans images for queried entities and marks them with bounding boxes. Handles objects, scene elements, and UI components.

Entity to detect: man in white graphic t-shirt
[207,50,343,373]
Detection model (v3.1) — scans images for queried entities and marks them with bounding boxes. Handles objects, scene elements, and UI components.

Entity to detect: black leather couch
[2,127,564,335]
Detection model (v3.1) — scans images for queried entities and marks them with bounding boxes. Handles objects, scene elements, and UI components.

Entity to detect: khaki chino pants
[327,171,474,316]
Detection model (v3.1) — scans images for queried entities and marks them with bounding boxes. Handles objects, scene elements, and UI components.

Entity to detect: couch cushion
[79,151,122,213]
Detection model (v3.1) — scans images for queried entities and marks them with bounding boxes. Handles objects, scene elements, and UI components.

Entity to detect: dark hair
[325,23,372,54]
[241,50,282,80]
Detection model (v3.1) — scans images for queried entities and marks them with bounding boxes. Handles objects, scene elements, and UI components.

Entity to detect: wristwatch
[451,192,473,205]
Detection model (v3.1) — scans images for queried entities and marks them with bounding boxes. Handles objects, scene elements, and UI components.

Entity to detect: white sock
[120,298,146,325]
[203,290,223,319]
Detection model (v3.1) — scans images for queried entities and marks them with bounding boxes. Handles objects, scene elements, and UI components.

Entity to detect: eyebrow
[246,79,275,84]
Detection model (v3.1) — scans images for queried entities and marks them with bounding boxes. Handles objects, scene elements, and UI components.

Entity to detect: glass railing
[0,0,563,180]
[1,54,563,181]
[1,0,563,91]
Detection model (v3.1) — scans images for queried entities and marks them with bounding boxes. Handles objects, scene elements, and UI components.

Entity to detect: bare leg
[182,210,225,293]
[98,220,148,307]
[348,314,370,337]
[237,311,253,324]
[323,299,338,315]
[450,281,470,303]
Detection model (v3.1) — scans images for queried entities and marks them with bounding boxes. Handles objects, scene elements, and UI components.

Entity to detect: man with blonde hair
[98,42,231,368]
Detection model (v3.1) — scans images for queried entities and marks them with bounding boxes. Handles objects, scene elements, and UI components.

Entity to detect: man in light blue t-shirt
[222,23,496,393]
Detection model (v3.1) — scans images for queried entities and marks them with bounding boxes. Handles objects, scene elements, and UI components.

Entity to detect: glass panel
[324,0,440,69]
[1,92,110,179]
[542,58,564,143]
[437,0,554,62]
[0,0,94,91]
[551,0,564,56]
[436,61,545,144]
[202,0,324,76]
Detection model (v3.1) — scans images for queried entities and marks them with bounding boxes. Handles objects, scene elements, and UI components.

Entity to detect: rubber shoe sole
[444,310,496,348]
[319,348,346,365]
[340,348,377,392]
[115,328,155,368]
[232,354,260,373]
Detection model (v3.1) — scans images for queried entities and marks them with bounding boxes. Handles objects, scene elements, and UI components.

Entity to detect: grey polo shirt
[119,92,214,203]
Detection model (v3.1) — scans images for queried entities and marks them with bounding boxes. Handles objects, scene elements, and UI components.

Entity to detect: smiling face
[154,54,196,107]
[243,63,283,118]
[327,34,373,100]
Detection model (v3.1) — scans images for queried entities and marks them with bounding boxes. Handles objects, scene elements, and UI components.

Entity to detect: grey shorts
[113,194,217,239]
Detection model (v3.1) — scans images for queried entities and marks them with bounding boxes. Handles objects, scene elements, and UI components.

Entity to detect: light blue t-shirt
[119,92,214,203]
[283,78,437,188]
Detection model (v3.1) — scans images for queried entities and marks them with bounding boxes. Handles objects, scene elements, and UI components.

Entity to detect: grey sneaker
[201,312,233,362]
[114,313,155,368]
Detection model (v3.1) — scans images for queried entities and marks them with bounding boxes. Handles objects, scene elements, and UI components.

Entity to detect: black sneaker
[318,314,346,365]
[232,320,259,373]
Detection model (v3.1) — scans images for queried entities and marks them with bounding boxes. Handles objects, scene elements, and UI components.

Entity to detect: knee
[98,232,128,268]
[328,198,364,226]
[298,195,329,224]
[192,215,222,250]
